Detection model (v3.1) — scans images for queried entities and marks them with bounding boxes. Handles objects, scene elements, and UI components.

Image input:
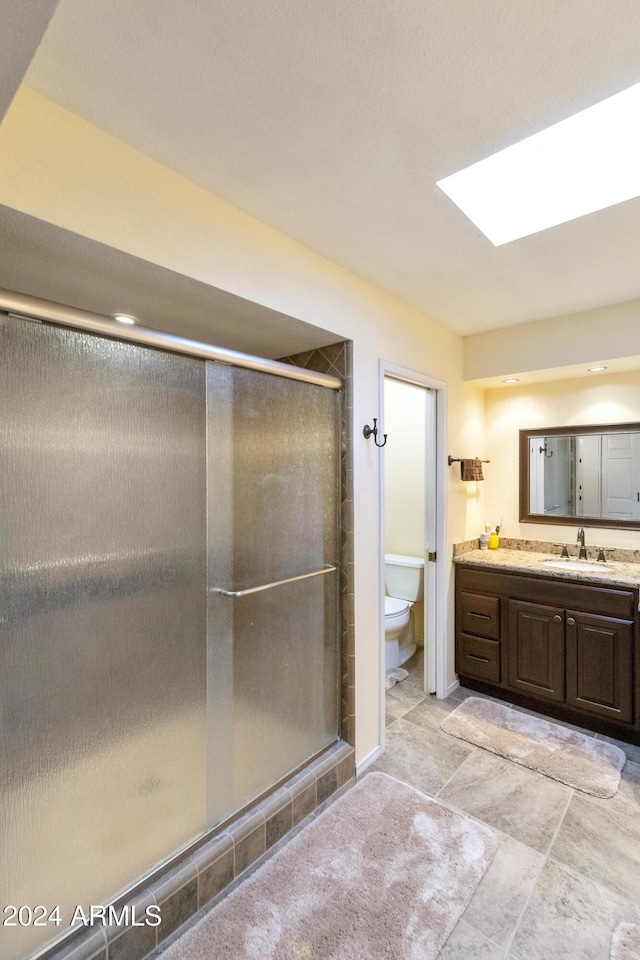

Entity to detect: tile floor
[371,648,640,959]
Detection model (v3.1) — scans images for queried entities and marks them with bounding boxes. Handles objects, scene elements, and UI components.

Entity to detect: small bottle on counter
[480,532,489,550]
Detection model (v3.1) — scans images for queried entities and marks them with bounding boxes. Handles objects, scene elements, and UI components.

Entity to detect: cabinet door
[507,600,565,702]
[565,612,633,723]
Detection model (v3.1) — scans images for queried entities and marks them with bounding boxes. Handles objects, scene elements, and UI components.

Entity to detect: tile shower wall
[279,341,355,748]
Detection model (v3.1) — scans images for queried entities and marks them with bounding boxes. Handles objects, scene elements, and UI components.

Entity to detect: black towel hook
[363,418,387,448]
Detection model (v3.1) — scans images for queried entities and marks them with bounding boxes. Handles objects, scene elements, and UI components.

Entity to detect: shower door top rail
[212,564,337,598]
[0,288,342,390]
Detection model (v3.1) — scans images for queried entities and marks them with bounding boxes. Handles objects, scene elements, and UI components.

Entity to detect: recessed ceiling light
[503,378,519,384]
[437,81,640,246]
[588,365,607,372]
[112,314,137,325]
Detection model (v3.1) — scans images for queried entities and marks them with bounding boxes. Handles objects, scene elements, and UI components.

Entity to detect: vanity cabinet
[455,564,638,739]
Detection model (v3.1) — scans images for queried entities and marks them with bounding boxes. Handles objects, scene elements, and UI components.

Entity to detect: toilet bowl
[384,596,414,671]
[384,554,424,672]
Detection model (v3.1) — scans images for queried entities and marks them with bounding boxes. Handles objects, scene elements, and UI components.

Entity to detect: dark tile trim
[196,847,234,908]
[291,779,317,827]
[279,339,355,748]
[47,927,107,960]
[155,878,197,945]
[263,790,293,849]
[108,923,156,960]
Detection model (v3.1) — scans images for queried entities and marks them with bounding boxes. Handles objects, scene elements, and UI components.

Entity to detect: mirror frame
[519,422,640,530]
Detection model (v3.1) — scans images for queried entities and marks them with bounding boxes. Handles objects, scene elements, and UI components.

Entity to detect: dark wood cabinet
[565,611,633,723]
[456,590,501,682]
[459,591,500,640]
[455,563,639,741]
[507,600,565,702]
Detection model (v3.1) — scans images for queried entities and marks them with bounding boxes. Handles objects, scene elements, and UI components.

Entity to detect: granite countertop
[454,547,640,590]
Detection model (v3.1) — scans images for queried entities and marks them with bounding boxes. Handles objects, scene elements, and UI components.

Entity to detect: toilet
[384,553,425,672]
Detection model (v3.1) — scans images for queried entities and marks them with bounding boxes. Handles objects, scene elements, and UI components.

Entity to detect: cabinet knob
[567,616,576,625]
[553,614,562,622]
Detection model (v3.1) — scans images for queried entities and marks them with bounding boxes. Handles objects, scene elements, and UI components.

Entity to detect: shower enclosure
[0,308,341,960]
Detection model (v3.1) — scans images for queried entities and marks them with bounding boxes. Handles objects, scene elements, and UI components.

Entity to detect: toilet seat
[385,596,410,617]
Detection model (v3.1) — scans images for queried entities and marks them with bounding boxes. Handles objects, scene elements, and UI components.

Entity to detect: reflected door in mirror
[520,424,640,529]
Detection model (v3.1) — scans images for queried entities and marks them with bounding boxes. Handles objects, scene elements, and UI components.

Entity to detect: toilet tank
[384,554,424,602]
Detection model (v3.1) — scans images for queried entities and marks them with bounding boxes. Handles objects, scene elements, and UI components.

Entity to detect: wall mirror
[519,423,640,529]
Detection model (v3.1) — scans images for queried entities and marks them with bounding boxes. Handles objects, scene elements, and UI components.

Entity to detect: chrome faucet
[576,527,588,560]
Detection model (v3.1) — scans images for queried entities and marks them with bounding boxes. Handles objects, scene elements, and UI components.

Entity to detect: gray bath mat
[611,923,640,960]
[385,667,409,690]
[441,697,625,797]
[160,772,497,960]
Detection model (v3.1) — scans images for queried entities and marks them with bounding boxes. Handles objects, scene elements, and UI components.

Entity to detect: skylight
[437,81,640,246]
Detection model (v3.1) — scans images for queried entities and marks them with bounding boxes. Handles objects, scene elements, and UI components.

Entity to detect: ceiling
[14,0,640,335]
[0,204,341,358]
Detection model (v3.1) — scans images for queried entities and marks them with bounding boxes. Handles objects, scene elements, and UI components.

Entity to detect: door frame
[378,360,448,752]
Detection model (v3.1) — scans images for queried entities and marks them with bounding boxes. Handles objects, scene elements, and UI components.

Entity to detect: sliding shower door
[0,317,208,960]
[206,364,340,824]
[0,313,341,960]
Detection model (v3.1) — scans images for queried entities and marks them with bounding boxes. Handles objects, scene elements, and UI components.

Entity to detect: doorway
[379,362,446,743]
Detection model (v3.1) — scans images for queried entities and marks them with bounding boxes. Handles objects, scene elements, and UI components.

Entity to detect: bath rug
[611,923,640,960]
[160,772,497,960]
[385,666,409,690]
[441,697,625,798]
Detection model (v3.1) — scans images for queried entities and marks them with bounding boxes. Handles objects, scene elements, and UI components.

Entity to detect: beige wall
[484,370,640,549]
[0,87,485,763]
[465,299,640,381]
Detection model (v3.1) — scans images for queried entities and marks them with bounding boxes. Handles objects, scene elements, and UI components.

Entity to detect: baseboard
[356,745,382,777]
[446,679,460,697]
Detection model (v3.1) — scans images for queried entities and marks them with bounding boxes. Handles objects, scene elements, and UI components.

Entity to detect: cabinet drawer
[457,634,501,683]
[459,592,500,640]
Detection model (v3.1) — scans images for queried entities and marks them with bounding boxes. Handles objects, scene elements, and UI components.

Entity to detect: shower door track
[0,287,342,389]
[213,564,337,597]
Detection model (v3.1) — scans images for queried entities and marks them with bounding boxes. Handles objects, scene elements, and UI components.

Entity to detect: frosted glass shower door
[207,365,340,824]
[0,311,341,960]
[0,318,207,960]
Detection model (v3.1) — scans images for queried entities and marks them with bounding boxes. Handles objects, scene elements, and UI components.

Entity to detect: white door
[382,375,437,694]
[529,439,545,514]
[601,433,640,520]
[576,435,601,517]
[424,386,437,694]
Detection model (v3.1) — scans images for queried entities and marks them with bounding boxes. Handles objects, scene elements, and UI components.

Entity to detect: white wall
[484,370,640,549]
[0,87,486,761]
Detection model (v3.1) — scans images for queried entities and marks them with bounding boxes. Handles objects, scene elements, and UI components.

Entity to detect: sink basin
[542,559,611,573]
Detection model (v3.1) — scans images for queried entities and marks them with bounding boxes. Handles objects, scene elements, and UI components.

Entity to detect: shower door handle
[212,564,337,597]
